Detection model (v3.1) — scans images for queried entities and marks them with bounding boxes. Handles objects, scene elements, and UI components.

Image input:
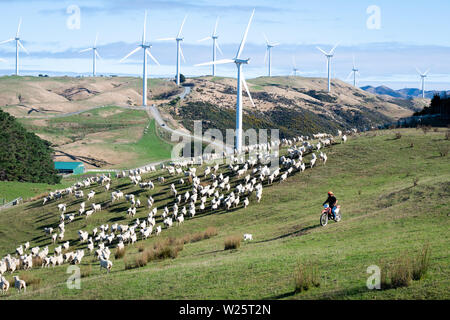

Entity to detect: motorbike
[320,204,341,226]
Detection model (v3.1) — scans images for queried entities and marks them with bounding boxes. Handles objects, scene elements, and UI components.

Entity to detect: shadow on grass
[254,225,318,244]
[262,291,296,300]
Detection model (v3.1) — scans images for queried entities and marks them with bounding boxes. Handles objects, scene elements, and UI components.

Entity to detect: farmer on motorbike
[323,191,338,219]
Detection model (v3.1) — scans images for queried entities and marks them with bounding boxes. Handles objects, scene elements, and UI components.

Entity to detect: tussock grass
[412,243,432,281]
[114,247,126,260]
[293,261,320,293]
[224,236,241,250]
[80,265,92,278]
[18,273,42,290]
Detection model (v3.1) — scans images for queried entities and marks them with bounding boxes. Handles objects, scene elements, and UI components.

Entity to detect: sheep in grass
[44,227,53,235]
[16,245,24,256]
[0,276,9,294]
[342,135,347,143]
[85,210,94,219]
[54,246,62,255]
[310,157,317,168]
[87,190,96,201]
[51,233,58,244]
[57,204,67,213]
[62,241,70,251]
[156,226,162,236]
[280,172,288,183]
[13,276,26,293]
[87,242,94,253]
[243,197,250,208]
[92,203,101,212]
[176,214,184,226]
[58,232,65,242]
[99,258,113,273]
[243,234,253,241]
[320,152,328,165]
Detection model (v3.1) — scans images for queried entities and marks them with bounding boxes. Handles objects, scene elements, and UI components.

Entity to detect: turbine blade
[215,41,223,55]
[235,9,255,59]
[264,48,268,64]
[271,42,280,47]
[18,41,29,55]
[95,50,102,60]
[120,46,141,62]
[213,16,220,36]
[292,55,297,68]
[262,32,269,45]
[197,36,212,42]
[330,42,340,55]
[0,38,15,45]
[316,47,328,56]
[157,38,176,41]
[177,15,188,38]
[94,32,99,47]
[352,54,356,69]
[345,71,353,81]
[195,58,234,67]
[424,69,430,76]
[16,18,22,38]
[415,67,422,75]
[147,49,160,66]
[142,10,148,45]
[241,73,255,109]
[180,46,186,63]
[79,48,93,53]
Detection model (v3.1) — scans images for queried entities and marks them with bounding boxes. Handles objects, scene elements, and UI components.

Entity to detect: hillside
[0,128,448,300]
[166,76,425,138]
[361,85,449,100]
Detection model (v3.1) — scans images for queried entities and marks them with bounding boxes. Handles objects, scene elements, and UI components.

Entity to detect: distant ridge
[361,85,450,99]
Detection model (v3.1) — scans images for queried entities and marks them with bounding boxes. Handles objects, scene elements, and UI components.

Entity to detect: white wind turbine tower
[316,43,339,92]
[346,55,359,87]
[79,33,102,77]
[197,17,223,77]
[416,67,429,99]
[158,15,188,85]
[0,18,29,76]
[263,33,279,77]
[195,9,256,153]
[120,11,160,107]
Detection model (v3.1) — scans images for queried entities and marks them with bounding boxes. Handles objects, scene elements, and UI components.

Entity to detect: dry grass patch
[115,247,126,260]
[293,261,321,293]
[224,236,241,250]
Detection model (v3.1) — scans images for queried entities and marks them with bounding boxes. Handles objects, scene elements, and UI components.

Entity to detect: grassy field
[0,128,448,300]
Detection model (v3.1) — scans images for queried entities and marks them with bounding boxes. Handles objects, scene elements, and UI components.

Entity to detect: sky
[0,0,449,90]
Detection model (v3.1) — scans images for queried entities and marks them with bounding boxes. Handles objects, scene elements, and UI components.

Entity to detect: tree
[0,109,61,184]
[179,74,186,83]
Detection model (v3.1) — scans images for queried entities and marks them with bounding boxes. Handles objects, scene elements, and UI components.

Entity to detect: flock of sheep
[0,129,353,295]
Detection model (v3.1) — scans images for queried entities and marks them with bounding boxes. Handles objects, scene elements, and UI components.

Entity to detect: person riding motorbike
[322,191,338,219]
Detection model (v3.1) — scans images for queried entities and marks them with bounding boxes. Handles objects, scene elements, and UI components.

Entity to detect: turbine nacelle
[235,58,250,65]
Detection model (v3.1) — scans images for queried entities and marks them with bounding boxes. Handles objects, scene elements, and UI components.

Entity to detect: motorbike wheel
[320,213,328,226]
[334,212,342,222]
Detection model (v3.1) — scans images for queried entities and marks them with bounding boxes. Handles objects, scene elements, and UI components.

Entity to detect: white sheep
[243,234,253,241]
[99,258,113,273]
[342,135,347,143]
[0,276,9,294]
[13,276,26,293]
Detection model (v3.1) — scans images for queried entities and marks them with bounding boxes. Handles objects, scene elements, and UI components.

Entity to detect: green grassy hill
[0,128,448,300]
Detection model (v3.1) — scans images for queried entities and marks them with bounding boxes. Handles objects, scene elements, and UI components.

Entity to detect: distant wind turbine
[197,17,223,77]
[316,43,339,92]
[263,33,279,77]
[195,9,256,153]
[120,11,160,107]
[346,55,359,87]
[158,15,188,85]
[0,18,29,76]
[80,33,102,77]
[416,67,430,99]
[291,55,299,76]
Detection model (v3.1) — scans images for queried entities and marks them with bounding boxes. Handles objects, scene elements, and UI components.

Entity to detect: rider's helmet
[328,191,334,196]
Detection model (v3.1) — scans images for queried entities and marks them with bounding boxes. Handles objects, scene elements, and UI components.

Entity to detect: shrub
[81,265,92,278]
[411,244,431,281]
[19,273,41,290]
[389,256,412,288]
[224,236,241,250]
[115,247,126,260]
[422,126,431,134]
[395,132,402,139]
[32,256,43,267]
[293,261,320,293]
[438,146,448,157]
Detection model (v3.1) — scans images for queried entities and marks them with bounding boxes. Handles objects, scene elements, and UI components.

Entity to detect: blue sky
[0,0,449,89]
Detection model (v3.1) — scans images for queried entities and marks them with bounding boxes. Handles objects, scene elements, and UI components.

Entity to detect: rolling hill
[0,128,448,300]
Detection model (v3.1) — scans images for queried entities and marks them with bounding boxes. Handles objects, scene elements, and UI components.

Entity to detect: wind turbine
[195,9,256,153]
[291,55,299,76]
[79,33,102,77]
[263,33,279,77]
[120,11,160,107]
[158,15,188,85]
[316,43,339,92]
[0,18,29,76]
[416,67,429,99]
[197,17,223,77]
[346,55,359,87]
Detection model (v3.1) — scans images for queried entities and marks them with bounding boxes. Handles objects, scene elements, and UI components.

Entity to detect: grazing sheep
[243,234,253,241]
[13,276,26,293]
[87,190,96,201]
[310,157,317,168]
[243,197,249,208]
[99,258,113,273]
[92,203,102,212]
[342,135,347,143]
[51,233,58,244]
[0,276,9,294]
[85,210,94,219]
[155,226,162,236]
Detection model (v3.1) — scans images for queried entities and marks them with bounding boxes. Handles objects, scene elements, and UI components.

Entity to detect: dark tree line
[0,109,61,184]
[414,94,450,117]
